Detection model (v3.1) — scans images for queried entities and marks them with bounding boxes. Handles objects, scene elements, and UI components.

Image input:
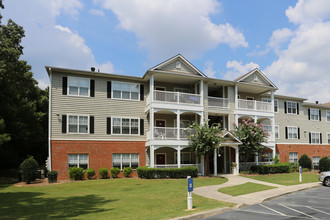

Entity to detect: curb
[171,203,245,220]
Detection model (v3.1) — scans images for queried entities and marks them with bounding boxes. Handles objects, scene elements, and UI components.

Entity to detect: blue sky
[2,0,330,102]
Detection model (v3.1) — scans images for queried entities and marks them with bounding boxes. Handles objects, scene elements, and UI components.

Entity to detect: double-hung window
[287,126,298,139]
[68,154,88,169]
[313,157,320,169]
[113,81,139,100]
[311,132,320,144]
[327,111,330,122]
[287,101,297,114]
[112,153,139,169]
[310,109,319,121]
[68,77,89,96]
[274,99,278,113]
[327,133,330,144]
[68,115,89,133]
[289,152,298,163]
[275,125,279,139]
[112,117,139,135]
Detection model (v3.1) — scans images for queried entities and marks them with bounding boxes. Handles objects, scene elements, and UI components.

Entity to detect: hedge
[319,157,330,172]
[68,167,84,180]
[137,166,198,179]
[251,163,290,174]
[110,167,120,178]
[47,171,58,183]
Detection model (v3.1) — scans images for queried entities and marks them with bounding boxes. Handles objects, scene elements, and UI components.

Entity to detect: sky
[2,0,330,103]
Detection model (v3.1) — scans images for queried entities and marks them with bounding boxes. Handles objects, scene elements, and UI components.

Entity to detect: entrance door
[156,154,166,165]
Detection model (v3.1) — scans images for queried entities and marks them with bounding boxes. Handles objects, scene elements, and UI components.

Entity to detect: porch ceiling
[237,83,274,95]
[153,72,201,84]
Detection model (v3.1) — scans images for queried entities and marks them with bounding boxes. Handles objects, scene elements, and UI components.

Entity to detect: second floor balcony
[237,99,273,112]
[146,90,201,106]
[208,96,229,109]
[147,127,190,141]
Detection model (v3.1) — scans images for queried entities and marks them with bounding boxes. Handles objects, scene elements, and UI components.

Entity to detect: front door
[156,154,166,165]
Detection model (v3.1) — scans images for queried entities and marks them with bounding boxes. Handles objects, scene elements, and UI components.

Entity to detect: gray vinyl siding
[160,61,198,76]
[51,72,147,140]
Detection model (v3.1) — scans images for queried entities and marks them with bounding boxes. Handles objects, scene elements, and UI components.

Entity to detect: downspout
[48,68,52,171]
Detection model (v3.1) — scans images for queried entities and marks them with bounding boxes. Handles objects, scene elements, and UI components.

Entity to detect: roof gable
[149,54,206,77]
[235,68,277,89]
[219,131,242,145]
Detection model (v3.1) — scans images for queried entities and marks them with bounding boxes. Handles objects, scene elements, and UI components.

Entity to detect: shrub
[288,162,298,172]
[319,157,330,172]
[302,168,310,172]
[273,155,280,164]
[98,168,109,179]
[251,163,290,174]
[68,167,84,180]
[19,156,39,184]
[85,168,96,180]
[299,154,312,170]
[137,166,198,179]
[123,167,133,177]
[47,171,58,183]
[111,167,121,178]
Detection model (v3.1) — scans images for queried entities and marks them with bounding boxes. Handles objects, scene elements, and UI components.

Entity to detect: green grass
[218,182,276,196]
[242,173,319,186]
[0,177,233,220]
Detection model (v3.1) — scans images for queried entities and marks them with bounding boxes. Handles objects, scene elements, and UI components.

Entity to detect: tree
[0,119,11,145]
[188,121,224,175]
[299,154,312,170]
[234,119,269,170]
[0,2,48,168]
[19,156,39,184]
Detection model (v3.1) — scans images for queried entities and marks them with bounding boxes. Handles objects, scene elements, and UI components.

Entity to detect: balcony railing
[237,99,273,112]
[149,127,190,140]
[153,90,201,105]
[208,96,229,108]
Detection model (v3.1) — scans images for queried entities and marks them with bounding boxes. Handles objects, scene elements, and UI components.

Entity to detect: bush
[111,167,121,178]
[47,171,58,183]
[137,166,198,179]
[288,162,298,172]
[299,154,312,170]
[68,167,84,180]
[19,156,39,184]
[319,157,330,172]
[98,168,109,179]
[123,167,133,177]
[85,168,96,180]
[251,163,290,174]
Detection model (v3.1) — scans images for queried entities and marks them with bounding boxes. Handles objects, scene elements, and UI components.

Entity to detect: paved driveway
[204,186,330,220]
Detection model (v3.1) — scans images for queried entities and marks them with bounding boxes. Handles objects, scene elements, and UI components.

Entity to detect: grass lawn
[0,177,234,220]
[242,172,319,186]
[218,182,276,196]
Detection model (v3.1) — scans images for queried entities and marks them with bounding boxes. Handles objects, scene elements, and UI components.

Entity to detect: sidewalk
[193,174,320,205]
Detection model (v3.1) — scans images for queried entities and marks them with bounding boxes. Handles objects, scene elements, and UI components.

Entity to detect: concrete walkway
[194,174,320,205]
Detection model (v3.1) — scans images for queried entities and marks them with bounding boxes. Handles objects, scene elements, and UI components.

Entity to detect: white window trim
[262,98,271,103]
[326,111,330,122]
[112,81,140,101]
[67,114,90,134]
[275,125,279,139]
[68,154,89,169]
[289,152,298,163]
[112,153,139,170]
[274,99,279,113]
[312,156,320,168]
[111,116,140,136]
[327,133,330,144]
[310,108,320,121]
[286,101,298,115]
[287,126,299,139]
[68,76,90,97]
[311,132,321,144]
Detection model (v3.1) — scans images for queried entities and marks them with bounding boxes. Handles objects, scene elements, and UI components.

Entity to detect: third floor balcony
[237,99,273,112]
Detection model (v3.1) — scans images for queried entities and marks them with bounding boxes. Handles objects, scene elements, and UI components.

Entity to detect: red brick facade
[51,140,146,180]
[276,144,330,162]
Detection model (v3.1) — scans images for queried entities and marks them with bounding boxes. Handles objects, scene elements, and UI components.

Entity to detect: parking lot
[204,186,330,220]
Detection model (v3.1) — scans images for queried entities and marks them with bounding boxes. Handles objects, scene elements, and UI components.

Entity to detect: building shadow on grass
[0,192,116,219]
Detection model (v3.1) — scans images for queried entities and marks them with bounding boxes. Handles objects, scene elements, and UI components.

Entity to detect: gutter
[48,68,52,171]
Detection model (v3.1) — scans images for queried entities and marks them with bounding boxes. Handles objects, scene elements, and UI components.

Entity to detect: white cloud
[95,0,248,60]
[89,9,105,16]
[2,0,114,88]
[203,61,216,78]
[224,61,259,80]
[267,28,294,54]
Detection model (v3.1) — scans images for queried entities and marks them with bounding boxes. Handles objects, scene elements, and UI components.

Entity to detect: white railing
[153,127,177,139]
[238,99,272,112]
[180,128,190,139]
[208,97,229,108]
[153,90,201,105]
[146,93,151,105]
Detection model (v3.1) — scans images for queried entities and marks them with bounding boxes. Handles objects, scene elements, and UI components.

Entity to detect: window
[68,154,88,169]
[275,125,279,139]
[289,152,298,163]
[68,77,89,96]
[327,111,330,122]
[112,117,139,135]
[68,115,88,133]
[112,81,139,100]
[263,125,272,135]
[310,109,319,121]
[174,152,192,164]
[287,126,298,139]
[327,133,330,144]
[311,132,320,144]
[274,99,278,113]
[287,101,297,114]
[112,153,139,169]
[313,157,320,169]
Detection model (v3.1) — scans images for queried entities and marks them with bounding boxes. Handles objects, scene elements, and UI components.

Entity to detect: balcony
[147,127,190,140]
[147,90,201,105]
[208,96,229,109]
[238,99,273,112]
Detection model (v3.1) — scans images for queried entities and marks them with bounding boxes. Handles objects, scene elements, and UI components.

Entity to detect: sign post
[299,166,302,182]
[187,176,193,210]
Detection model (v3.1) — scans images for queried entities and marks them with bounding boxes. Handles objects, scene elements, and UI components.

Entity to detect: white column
[150,108,154,140]
[254,115,257,123]
[235,147,239,175]
[223,116,227,130]
[235,85,238,109]
[201,155,205,175]
[271,118,275,142]
[272,145,276,159]
[150,146,155,168]
[235,114,238,127]
[200,112,204,125]
[214,148,217,176]
[177,146,181,168]
[255,153,259,165]
[271,90,274,112]
[224,147,227,173]
[200,80,204,106]
[150,73,154,102]
[177,110,180,140]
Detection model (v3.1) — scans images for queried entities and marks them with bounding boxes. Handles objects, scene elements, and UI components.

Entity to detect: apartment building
[47,54,330,179]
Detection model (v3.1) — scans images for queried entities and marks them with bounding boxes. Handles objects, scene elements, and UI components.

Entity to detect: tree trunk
[205,153,210,176]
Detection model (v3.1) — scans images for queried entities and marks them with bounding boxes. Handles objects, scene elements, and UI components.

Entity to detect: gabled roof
[218,130,242,145]
[234,68,278,89]
[148,54,207,78]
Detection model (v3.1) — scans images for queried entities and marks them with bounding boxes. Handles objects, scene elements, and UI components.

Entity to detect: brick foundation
[51,140,146,180]
[276,144,330,162]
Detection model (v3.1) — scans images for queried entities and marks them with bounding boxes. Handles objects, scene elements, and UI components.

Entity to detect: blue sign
[188,178,193,192]
[299,166,302,174]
